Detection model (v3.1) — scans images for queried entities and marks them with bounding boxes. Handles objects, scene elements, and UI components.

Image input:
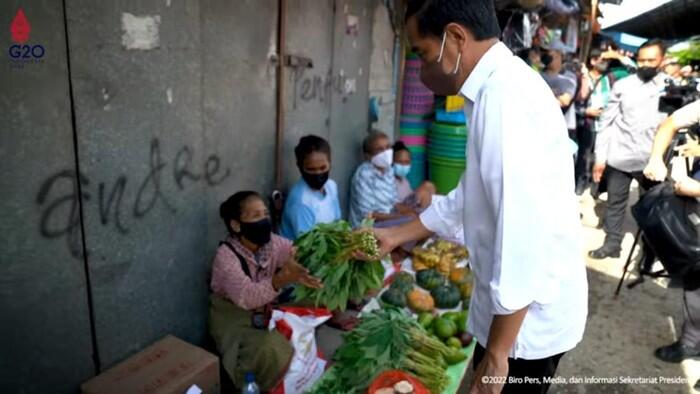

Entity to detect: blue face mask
[393,163,411,178]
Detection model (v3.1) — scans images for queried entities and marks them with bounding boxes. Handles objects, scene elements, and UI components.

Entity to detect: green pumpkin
[431,284,461,309]
[381,287,407,308]
[390,272,415,294]
[416,269,445,291]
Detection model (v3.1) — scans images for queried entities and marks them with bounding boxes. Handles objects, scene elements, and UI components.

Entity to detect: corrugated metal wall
[0,0,386,392]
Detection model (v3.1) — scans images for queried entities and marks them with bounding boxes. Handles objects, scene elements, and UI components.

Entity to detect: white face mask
[371,148,394,169]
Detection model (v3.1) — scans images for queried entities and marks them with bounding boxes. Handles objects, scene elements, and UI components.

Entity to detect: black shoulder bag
[631,183,700,281]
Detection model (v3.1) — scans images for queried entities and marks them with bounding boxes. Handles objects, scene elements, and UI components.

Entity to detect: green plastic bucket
[429,156,466,194]
[428,129,467,159]
[430,122,467,137]
[428,139,466,152]
[428,154,466,165]
[428,146,465,159]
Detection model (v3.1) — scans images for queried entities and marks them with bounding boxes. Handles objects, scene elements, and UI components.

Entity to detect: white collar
[459,41,512,102]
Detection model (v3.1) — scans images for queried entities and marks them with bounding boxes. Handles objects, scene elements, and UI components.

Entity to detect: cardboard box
[81,335,220,394]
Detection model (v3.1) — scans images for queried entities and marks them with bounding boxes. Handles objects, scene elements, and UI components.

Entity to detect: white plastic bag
[268,307,332,394]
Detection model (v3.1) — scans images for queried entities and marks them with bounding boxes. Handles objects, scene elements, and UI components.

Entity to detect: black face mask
[302,171,329,190]
[637,66,659,82]
[238,218,272,246]
[420,32,462,96]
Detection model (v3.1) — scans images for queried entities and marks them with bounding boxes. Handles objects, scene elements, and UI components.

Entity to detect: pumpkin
[416,269,445,291]
[458,281,473,300]
[431,284,461,309]
[449,267,472,285]
[381,288,407,308]
[407,289,435,313]
[390,272,415,294]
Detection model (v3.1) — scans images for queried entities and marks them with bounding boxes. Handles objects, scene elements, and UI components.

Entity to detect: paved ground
[549,186,699,394]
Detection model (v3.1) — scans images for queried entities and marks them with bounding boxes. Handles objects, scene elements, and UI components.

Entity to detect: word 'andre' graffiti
[36,138,230,258]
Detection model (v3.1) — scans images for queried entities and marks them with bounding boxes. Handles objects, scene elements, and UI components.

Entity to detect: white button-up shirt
[420,42,588,360]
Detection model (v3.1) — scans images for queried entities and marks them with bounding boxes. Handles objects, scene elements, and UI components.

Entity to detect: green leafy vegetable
[293,221,384,311]
[308,309,452,394]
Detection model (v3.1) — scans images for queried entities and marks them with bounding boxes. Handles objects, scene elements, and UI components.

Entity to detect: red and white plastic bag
[269,307,332,394]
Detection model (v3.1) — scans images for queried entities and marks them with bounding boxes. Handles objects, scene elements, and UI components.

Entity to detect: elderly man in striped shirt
[349,131,401,227]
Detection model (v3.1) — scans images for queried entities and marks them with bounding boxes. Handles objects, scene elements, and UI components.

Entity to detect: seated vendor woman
[392,141,435,209]
[281,135,341,240]
[209,191,322,391]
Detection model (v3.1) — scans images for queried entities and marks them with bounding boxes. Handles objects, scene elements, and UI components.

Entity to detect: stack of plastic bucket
[428,122,467,194]
[399,53,434,189]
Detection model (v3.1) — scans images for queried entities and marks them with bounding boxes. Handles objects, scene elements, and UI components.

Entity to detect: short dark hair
[393,141,410,155]
[220,191,262,236]
[516,48,530,62]
[294,135,331,168]
[406,0,501,41]
[638,39,666,56]
[363,130,389,154]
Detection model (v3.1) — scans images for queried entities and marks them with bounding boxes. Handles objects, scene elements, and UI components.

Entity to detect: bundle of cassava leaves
[308,308,452,394]
[293,220,384,311]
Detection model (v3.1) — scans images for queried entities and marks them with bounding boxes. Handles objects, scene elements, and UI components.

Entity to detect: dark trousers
[681,286,700,349]
[473,343,564,394]
[574,126,596,188]
[603,165,657,270]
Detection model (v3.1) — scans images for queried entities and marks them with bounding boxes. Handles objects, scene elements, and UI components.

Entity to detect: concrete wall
[0,0,387,392]
[0,2,96,393]
[369,1,400,138]
[329,0,375,212]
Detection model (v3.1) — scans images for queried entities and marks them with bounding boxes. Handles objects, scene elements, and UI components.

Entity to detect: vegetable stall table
[312,342,475,394]
[309,239,476,394]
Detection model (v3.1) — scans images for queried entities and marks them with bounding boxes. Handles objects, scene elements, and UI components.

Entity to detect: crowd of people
[203,0,700,390]
[532,30,700,389]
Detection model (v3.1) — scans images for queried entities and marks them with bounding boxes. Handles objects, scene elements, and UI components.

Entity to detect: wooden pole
[275,0,287,190]
[581,0,599,63]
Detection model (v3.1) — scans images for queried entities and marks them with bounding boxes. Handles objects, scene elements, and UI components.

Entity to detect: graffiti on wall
[291,67,357,109]
[36,138,230,258]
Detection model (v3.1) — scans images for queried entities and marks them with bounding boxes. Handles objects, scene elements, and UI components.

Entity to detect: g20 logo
[8,44,45,59]
[7,8,46,66]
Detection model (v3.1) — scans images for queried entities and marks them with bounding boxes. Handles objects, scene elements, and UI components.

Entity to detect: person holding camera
[589,39,668,260]
[643,99,700,366]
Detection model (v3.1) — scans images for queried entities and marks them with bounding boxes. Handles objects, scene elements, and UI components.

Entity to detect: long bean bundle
[293,221,384,311]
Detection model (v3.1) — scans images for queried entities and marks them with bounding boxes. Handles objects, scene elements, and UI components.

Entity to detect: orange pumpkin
[407,289,435,313]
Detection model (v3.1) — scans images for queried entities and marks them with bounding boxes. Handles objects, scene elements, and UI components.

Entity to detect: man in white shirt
[372,1,588,392]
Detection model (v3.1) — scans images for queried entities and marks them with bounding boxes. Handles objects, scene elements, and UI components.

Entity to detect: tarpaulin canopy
[600,31,648,52]
[604,0,700,40]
